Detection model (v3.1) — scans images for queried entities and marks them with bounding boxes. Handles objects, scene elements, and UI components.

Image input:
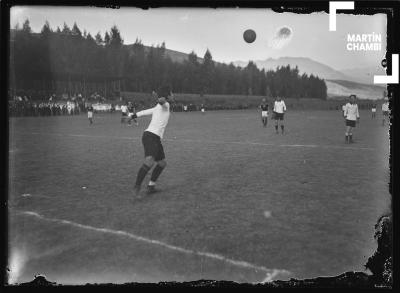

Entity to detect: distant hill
[339,66,386,84]
[326,79,385,100]
[233,57,387,87]
[233,57,350,80]
[125,45,386,100]
[126,44,204,64]
[232,57,387,100]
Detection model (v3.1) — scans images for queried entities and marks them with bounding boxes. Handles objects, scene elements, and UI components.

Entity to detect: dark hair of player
[157,85,172,99]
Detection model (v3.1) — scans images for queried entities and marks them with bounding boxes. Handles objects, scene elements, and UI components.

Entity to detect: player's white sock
[148,181,156,186]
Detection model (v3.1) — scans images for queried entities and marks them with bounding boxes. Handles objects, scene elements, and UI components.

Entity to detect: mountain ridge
[125,44,386,100]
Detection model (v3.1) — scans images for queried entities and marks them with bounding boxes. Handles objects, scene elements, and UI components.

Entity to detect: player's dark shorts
[122,112,128,116]
[274,112,284,120]
[383,111,389,116]
[142,131,165,161]
[346,119,356,127]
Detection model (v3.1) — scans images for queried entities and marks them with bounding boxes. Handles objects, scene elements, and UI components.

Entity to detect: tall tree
[109,25,123,47]
[62,22,72,35]
[200,49,214,95]
[104,31,111,46]
[22,19,32,33]
[72,22,82,37]
[40,20,52,36]
[95,32,103,45]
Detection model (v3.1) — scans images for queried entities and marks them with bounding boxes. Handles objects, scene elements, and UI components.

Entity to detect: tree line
[10,20,327,100]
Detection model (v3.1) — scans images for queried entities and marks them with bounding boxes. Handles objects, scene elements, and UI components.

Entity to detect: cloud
[269,26,293,49]
[179,15,189,22]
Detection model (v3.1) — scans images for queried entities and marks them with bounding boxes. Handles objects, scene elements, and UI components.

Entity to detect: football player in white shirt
[130,86,173,198]
[120,103,128,124]
[343,95,360,143]
[381,100,389,126]
[273,96,286,134]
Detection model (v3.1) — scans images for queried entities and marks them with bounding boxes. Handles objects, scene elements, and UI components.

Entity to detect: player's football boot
[146,185,158,194]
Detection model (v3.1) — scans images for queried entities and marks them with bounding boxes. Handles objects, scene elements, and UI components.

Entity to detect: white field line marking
[18,210,290,282]
[20,132,375,151]
[20,193,51,199]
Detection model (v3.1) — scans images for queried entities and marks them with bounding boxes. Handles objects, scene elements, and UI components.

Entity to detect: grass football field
[8,109,390,284]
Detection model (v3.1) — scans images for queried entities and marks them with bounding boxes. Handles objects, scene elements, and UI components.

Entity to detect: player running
[259,98,269,127]
[127,102,137,126]
[381,100,389,126]
[87,104,94,125]
[343,94,360,143]
[273,96,286,134]
[130,86,173,198]
[201,104,205,114]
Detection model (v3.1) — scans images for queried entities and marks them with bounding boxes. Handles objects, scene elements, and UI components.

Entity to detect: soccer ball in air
[243,29,257,43]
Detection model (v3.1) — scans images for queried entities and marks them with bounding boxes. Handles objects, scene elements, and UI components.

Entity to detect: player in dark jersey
[127,102,137,126]
[259,98,269,127]
[87,105,94,125]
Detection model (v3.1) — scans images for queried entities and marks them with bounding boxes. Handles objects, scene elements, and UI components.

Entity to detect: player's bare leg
[345,126,351,143]
[348,126,354,143]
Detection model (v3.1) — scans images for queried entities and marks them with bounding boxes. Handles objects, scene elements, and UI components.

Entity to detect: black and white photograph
[3,0,397,288]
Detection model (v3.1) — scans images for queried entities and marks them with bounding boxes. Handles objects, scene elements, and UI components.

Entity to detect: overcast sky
[10,6,387,70]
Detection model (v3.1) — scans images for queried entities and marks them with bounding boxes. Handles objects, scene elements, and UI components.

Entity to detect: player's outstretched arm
[135,107,155,118]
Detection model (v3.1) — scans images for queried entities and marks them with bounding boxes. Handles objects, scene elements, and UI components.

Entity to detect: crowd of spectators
[9,100,84,117]
[8,91,109,117]
[9,90,384,117]
[169,103,250,112]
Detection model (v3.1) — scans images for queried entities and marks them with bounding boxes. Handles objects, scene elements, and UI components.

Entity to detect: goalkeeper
[130,86,173,198]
